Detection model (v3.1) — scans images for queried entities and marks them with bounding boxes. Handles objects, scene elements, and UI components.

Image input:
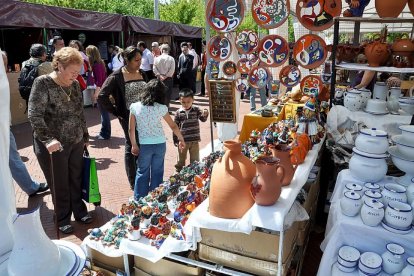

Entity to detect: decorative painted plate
[236,78,249,92]
[207,58,220,79]
[208,35,232,61]
[257,35,289,67]
[296,0,341,31]
[300,75,323,96]
[222,61,237,76]
[249,52,260,67]
[252,0,290,29]
[206,0,245,33]
[235,29,259,54]
[293,34,327,69]
[279,65,301,87]
[248,66,272,89]
[237,58,252,74]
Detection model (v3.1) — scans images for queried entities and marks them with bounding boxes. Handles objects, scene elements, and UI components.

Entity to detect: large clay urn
[375,0,407,18]
[271,145,296,186]
[209,140,255,219]
[251,156,285,206]
[365,41,390,67]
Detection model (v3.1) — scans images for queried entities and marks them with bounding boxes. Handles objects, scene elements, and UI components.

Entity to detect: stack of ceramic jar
[332,244,414,275]
[349,128,389,183]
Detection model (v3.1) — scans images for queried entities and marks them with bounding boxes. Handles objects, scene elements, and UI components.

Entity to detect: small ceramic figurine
[343,0,370,17]
[129,210,141,241]
[278,126,290,144]
[303,96,320,144]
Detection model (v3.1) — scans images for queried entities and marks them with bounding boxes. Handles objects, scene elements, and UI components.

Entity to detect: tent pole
[42,28,47,46]
[205,0,213,153]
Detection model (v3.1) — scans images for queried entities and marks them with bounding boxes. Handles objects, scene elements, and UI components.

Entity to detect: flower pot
[209,140,255,218]
[375,0,407,18]
[271,144,296,186]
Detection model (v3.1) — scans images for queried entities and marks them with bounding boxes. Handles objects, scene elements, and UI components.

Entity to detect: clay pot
[409,0,414,16]
[375,0,407,18]
[271,145,296,186]
[297,133,312,152]
[209,140,255,218]
[251,156,285,206]
[365,41,390,67]
[392,39,414,56]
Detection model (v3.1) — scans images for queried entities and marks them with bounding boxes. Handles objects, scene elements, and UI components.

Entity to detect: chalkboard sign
[208,79,236,123]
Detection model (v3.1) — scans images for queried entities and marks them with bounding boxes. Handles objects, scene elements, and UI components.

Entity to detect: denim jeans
[249,87,268,111]
[98,102,111,139]
[134,143,166,200]
[9,131,40,195]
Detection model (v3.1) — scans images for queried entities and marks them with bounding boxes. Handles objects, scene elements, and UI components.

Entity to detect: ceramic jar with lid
[345,183,363,196]
[355,128,388,154]
[340,191,362,217]
[344,90,364,111]
[363,182,381,193]
[349,147,388,183]
[401,257,414,276]
[360,198,385,227]
[384,201,413,230]
[362,190,383,204]
[381,183,407,206]
[381,243,405,274]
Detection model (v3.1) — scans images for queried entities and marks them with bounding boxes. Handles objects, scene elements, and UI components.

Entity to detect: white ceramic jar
[349,148,388,183]
[340,191,362,217]
[373,82,388,101]
[400,125,414,141]
[381,243,405,274]
[381,183,407,206]
[384,201,413,229]
[345,183,363,196]
[344,90,364,111]
[401,257,414,276]
[362,190,383,204]
[360,199,384,227]
[355,128,389,154]
[363,183,381,193]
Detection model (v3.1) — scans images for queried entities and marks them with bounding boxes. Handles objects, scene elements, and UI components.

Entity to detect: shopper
[28,47,92,234]
[173,88,209,172]
[98,46,146,190]
[249,86,268,111]
[197,40,207,97]
[137,41,155,82]
[129,79,185,201]
[351,54,377,91]
[177,42,194,91]
[86,45,110,140]
[153,44,175,108]
[151,42,161,58]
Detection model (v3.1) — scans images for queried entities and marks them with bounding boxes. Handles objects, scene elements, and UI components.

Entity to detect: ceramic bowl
[399,97,414,104]
[384,201,413,230]
[338,245,361,269]
[346,183,364,196]
[363,183,381,193]
[399,125,414,141]
[337,261,357,273]
[388,146,414,186]
[359,252,382,275]
[399,102,414,115]
[381,183,408,206]
[365,99,388,114]
[392,135,414,158]
[355,128,388,154]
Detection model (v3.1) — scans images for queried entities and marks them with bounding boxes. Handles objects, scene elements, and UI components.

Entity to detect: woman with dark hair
[129,79,185,200]
[98,46,146,190]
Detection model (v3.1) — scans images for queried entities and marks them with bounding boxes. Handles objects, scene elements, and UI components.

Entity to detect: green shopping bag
[82,147,101,205]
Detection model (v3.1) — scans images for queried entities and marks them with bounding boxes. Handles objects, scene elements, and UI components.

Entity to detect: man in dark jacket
[177,42,194,91]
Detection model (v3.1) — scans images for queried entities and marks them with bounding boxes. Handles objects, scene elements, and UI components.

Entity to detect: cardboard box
[200,222,299,263]
[198,243,295,276]
[134,266,152,276]
[134,255,204,276]
[87,246,133,272]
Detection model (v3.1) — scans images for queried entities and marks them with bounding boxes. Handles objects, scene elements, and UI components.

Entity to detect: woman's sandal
[59,224,74,234]
[76,214,93,224]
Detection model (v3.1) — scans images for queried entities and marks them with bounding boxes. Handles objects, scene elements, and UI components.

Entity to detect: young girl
[129,79,185,201]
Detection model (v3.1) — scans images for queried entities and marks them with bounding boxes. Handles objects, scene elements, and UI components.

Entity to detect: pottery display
[209,140,255,219]
[359,252,382,275]
[340,191,362,217]
[344,90,364,111]
[381,243,405,274]
[381,183,407,206]
[375,0,407,18]
[365,99,388,115]
[373,82,388,101]
[235,29,259,54]
[345,183,363,196]
[279,65,301,87]
[384,201,413,230]
[295,0,342,31]
[388,146,414,187]
[392,38,414,67]
[365,41,390,67]
[208,35,232,61]
[355,128,388,154]
[338,245,360,270]
[300,75,323,97]
[349,148,387,183]
[257,35,289,67]
[248,66,272,89]
[251,0,289,29]
[293,34,327,69]
[401,257,414,276]
[251,155,285,206]
[206,0,245,32]
[222,61,237,77]
[271,144,295,186]
[360,199,384,227]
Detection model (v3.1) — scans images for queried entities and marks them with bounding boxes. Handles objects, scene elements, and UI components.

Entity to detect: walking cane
[49,149,61,240]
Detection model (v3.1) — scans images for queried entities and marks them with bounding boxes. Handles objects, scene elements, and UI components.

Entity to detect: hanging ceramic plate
[249,52,260,67]
[296,0,341,31]
[206,0,245,33]
[222,61,237,76]
[252,0,290,29]
[279,65,301,87]
[293,34,327,69]
[237,58,252,74]
[207,58,220,79]
[248,66,272,89]
[208,35,232,61]
[235,29,259,54]
[257,35,289,67]
[300,75,323,96]
[236,78,249,92]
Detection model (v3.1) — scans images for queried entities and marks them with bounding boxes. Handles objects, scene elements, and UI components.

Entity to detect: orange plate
[251,0,290,29]
[257,35,289,67]
[279,65,301,87]
[206,0,245,33]
[296,0,341,31]
[293,34,327,69]
[248,66,272,89]
[208,35,232,62]
[235,29,259,54]
[300,75,323,96]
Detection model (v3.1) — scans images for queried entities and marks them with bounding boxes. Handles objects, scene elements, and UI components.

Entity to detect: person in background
[98,46,146,190]
[52,36,65,55]
[137,41,155,82]
[198,40,207,97]
[173,88,208,172]
[151,42,161,58]
[180,42,198,94]
[351,54,377,91]
[69,40,90,93]
[249,86,268,111]
[129,79,185,201]
[177,42,194,91]
[108,46,124,72]
[153,44,175,109]
[28,47,92,234]
[86,45,110,140]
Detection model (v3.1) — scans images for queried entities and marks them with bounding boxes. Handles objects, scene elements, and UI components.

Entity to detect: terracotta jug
[365,41,390,67]
[271,145,296,186]
[375,0,407,18]
[209,140,255,219]
[251,156,285,206]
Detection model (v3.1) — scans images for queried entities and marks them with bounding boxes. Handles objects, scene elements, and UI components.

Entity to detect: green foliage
[159,0,198,25]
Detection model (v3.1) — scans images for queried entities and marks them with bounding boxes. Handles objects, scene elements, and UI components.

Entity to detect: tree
[159,0,198,25]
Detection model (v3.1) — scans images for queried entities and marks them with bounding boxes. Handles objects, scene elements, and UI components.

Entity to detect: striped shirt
[173,105,208,143]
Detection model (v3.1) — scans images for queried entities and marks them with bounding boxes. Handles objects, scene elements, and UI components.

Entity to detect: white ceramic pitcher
[373,82,388,101]
[387,87,401,114]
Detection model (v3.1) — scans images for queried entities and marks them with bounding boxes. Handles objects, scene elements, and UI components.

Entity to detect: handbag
[82,146,101,205]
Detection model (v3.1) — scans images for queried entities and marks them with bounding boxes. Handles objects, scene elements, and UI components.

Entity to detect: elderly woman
[98,46,146,190]
[28,47,92,234]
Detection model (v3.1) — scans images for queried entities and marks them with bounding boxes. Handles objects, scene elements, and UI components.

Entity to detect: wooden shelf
[334,16,414,24]
[335,62,414,73]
